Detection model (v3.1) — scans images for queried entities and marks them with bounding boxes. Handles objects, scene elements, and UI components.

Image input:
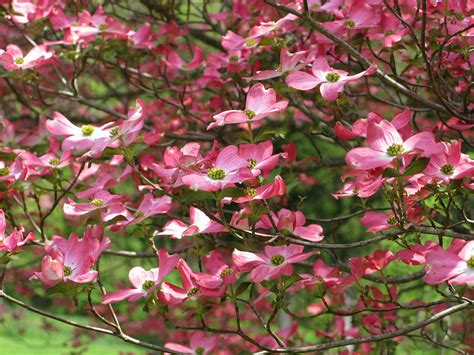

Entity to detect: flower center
[187,287,199,296]
[90,198,104,206]
[467,256,474,268]
[81,125,95,136]
[207,167,225,180]
[346,19,356,28]
[325,72,341,82]
[0,167,10,176]
[387,216,397,225]
[49,158,60,166]
[244,187,257,197]
[220,268,233,278]
[385,30,394,35]
[271,255,285,266]
[99,23,108,31]
[246,39,257,47]
[386,144,405,157]
[133,211,145,218]
[195,347,205,355]
[142,279,154,291]
[229,55,238,62]
[440,164,455,176]
[109,127,119,137]
[244,109,256,119]
[247,158,257,170]
[14,56,24,65]
[63,265,73,276]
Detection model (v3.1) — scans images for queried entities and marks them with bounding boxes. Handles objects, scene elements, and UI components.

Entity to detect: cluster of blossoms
[0,0,473,353]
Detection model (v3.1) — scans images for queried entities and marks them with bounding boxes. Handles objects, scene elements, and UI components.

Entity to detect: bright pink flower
[0,209,35,252]
[345,119,445,170]
[424,141,473,182]
[253,48,307,80]
[0,157,26,183]
[233,244,313,282]
[257,209,324,242]
[63,191,123,218]
[110,99,145,146]
[165,331,218,355]
[193,251,238,295]
[165,47,203,71]
[33,226,110,286]
[349,250,394,280]
[286,58,374,101]
[103,250,183,304]
[424,241,474,285]
[207,84,288,129]
[238,141,280,177]
[0,44,53,71]
[157,207,226,239]
[8,0,54,24]
[177,259,209,299]
[234,175,286,203]
[299,259,354,295]
[360,211,397,233]
[182,145,253,192]
[46,112,115,156]
[396,241,441,265]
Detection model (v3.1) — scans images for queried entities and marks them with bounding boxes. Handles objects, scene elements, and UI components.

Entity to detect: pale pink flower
[0,45,53,71]
[286,58,374,101]
[165,331,218,355]
[103,250,185,304]
[207,84,288,129]
[234,175,286,203]
[252,48,306,80]
[423,141,473,182]
[233,244,313,282]
[238,141,280,177]
[157,207,226,239]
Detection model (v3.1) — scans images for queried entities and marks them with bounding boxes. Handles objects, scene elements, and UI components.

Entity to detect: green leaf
[46,283,76,297]
[234,282,251,297]
[402,157,430,176]
[382,167,401,178]
[181,190,216,204]
[217,187,245,200]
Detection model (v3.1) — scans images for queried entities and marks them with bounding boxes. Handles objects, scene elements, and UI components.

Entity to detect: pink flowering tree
[0,0,473,353]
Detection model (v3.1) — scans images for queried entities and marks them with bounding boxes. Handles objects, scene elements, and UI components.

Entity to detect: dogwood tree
[0,0,473,353]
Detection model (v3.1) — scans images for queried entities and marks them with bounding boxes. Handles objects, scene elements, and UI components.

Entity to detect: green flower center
[247,158,257,170]
[346,19,356,28]
[244,109,256,119]
[63,265,73,276]
[207,167,225,180]
[133,211,145,218]
[99,23,108,31]
[81,125,95,136]
[385,30,394,35]
[90,198,104,206]
[271,255,285,266]
[49,158,60,166]
[220,268,233,278]
[187,287,199,296]
[142,280,154,291]
[386,144,404,157]
[195,347,205,355]
[0,167,10,176]
[109,127,119,137]
[387,216,397,225]
[14,57,24,65]
[246,39,257,47]
[440,164,455,176]
[244,187,257,197]
[325,72,341,82]
[229,55,238,62]
[467,256,474,268]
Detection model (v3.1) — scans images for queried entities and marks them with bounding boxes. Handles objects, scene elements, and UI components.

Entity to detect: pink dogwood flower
[165,331,218,355]
[46,112,115,156]
[0,209,35,253]
[234,175,286,203]
[423,141,473,182]
[233,244,313,282]
[286,58,374,101]
[33,226,110,286]
[238,141,280,177]
[63,191,123,218]
[424,240,474,285]
[253,48,307,80]
[182,145,253,192]
[157,207,226,239]
[103,250,183,304]
[257,209,324,242]
[207,84,288,129]
[0,44,53,71]
[345,118,445,170]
